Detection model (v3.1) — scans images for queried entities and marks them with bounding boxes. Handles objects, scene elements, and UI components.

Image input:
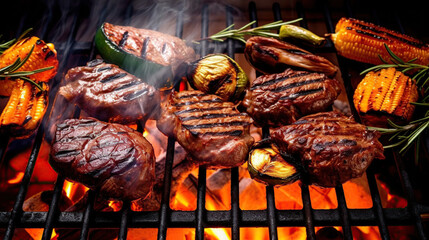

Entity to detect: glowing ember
[62,180,88,203]
[7,172,24,184]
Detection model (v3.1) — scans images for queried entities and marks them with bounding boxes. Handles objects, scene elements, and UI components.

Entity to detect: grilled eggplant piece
[242,68,341,127]
[0,36,58,96]
[50,118,155,201]
[186,54,249,102]
[244,36,338,77]
[331,17,429,66]
[270,111,384,187]
[248,139,300,186]
[354,68,419,127]
[95,22,195,89]
[0,80,48,138]
[157,90,254,168]
[59,59,160,124]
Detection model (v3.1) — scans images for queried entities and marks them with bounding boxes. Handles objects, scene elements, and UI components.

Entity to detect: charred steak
[59,59,160,123]
[270,111,384,187]
[242,68,341,127]
[50,118,155,200]
[157,90,254,168]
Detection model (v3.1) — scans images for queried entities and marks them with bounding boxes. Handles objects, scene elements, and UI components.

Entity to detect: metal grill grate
[1,1,429,240]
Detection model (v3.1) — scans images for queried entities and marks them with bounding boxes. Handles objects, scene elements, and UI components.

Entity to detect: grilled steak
[244,36,338,77]
[157,90,254,168]
[50,118,155,200]
[59,59,160,123]
[270,111,384,187]
[102,22,195,67]
[242,68,341,127]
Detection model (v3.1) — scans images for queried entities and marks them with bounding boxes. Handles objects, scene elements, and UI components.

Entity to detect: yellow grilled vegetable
[331,17,429,66]
[0,79,48,138]
[186,54,249,102]
[0,36,58,96]
[353,68,419,127]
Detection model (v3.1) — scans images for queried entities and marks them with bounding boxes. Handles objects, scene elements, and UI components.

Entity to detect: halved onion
[248,140,300,186]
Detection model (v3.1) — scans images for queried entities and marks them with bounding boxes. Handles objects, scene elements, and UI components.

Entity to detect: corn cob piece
[0,36,58,96]
[0,79,49,138]
[353,67,418,127]
[331,17,429,66]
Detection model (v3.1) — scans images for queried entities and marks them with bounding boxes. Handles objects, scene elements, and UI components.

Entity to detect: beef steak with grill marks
[270,111,384,187]
[242,68,341,127]
[157,90,254,169]
[50,118,155,200]
[59,59,160,124]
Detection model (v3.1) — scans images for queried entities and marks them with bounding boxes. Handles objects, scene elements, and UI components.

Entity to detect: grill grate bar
[335,185,353,239]
[366,166,391,240]
[79,190,96,240]
[225,5,241,240]
[195,4,209,240]
[393,153,428,240]
[156,5,185,239]
[41,175,65,240]
[118,200,131,240]
[293,4,318,240]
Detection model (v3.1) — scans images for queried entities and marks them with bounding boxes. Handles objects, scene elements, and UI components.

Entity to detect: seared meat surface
[245,36,338,77]
[50,118,155,200]
[157,90,254,168]
[59,59,159,123]
[270,111,384,187]
[242,68,341,127]
[103,22,195,67]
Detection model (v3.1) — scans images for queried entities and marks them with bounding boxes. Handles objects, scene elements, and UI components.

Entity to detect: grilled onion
[186,54,249,102]
[248,139,300,186]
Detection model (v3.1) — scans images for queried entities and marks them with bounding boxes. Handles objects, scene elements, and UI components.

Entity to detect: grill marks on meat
[103,22,195,66]
[157,90,254,168]
[59,60,160,123]
[270,111,384,187]
[242,68,341,127]
[50,118,155,200]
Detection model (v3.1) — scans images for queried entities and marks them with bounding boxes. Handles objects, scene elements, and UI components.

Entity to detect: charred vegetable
[244,36,338,77]
[279,25,325,46]
[0,80,48,138]
[330,17,429,66]
[95,22,195,89]
[0,36,58,96]
[248,139,300,186]
[354,67,418,127]
[186,54,249,102]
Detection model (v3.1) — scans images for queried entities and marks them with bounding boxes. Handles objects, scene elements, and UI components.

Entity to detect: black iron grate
[1,0,429,240]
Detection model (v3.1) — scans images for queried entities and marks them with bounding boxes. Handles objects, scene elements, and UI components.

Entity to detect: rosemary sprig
[0,28,33,54]
[194,18,303,44]
[0,43,52,91]
[364,44,429,163]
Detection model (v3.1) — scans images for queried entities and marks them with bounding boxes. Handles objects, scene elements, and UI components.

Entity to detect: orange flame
[7,172,24,184]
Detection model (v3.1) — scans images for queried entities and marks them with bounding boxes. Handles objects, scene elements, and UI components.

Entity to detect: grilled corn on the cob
[0,36,58,96]
[0,79,49,138]
[331,17,429,66]
[353,67,418,127]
